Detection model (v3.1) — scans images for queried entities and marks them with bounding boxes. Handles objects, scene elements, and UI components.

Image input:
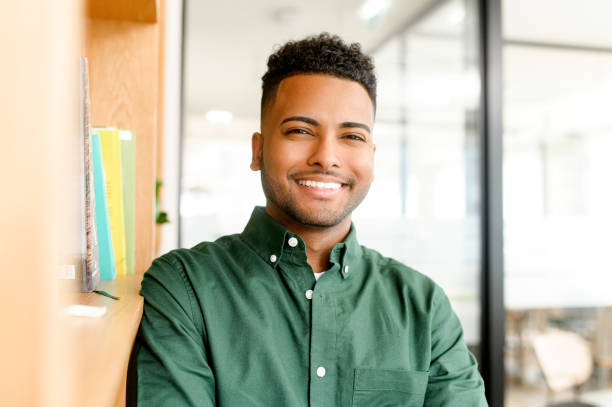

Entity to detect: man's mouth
[296,180,342,190]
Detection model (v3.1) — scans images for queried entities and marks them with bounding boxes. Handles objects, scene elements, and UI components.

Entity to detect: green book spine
[120,130,136,275]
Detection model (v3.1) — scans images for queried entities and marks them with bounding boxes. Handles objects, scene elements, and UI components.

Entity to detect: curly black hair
[260,33,377,118]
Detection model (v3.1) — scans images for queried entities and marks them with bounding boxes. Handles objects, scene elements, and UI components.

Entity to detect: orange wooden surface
[88,0,158,23]
[62,275,144,407]
[1,0,83,405]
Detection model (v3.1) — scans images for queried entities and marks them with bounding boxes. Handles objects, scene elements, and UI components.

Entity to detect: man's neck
[265,205,351,275]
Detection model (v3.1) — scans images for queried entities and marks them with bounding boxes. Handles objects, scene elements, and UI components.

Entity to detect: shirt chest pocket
[351,368,429,407]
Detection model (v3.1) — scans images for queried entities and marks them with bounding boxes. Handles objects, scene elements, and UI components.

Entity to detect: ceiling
[183,0,612,122]
[183,0,433,119]
[503,0,612,48]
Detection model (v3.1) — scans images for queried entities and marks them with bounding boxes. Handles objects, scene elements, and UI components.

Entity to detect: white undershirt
[314,271,325,281]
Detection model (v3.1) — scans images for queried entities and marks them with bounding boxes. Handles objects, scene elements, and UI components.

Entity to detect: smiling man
[129,33,488,406]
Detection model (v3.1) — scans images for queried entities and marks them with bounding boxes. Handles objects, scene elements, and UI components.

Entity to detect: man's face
[251,74,375,228]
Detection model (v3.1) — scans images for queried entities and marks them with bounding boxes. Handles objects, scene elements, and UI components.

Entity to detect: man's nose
[307,134,341,170]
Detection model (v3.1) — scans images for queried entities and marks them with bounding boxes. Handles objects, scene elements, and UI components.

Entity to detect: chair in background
[531,328,598,407]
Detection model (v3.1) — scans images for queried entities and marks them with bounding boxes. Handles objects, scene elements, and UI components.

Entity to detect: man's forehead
[275,73,370,99]
[269,74,375,123]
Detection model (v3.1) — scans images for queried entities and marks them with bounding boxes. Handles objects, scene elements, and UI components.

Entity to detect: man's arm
[127,255,215,406]
[424,286,488,406]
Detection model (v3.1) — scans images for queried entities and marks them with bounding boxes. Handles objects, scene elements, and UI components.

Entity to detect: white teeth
[297,180,341,189]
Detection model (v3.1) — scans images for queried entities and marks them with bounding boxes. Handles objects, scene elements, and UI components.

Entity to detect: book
[79,57,100,292]
[92,132,116,280]
[95,127,127,277]
[120,130,136,275]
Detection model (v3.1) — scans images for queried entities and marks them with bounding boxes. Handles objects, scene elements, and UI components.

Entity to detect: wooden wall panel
[86,19,158,275]
[1,1,82,406]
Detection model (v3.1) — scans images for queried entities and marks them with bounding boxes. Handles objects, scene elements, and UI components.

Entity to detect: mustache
[289,170,354,186]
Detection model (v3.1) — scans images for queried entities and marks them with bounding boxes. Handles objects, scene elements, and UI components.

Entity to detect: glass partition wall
[502,1,612,405]
[182,0,484,354]
[181,0,490,395]
[365,0,483,354]
[180,0,612,404]
[180,0,612,403]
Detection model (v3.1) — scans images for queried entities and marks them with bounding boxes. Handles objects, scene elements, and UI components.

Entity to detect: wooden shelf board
[87,0,158,23]
[61,275,143,407]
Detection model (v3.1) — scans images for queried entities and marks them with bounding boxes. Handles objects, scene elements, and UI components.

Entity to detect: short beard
[259,161,370,228]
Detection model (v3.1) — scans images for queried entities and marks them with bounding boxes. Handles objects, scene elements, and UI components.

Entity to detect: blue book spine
[92,132,117,280]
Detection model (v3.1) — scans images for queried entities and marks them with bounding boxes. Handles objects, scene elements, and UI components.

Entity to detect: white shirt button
[305,289,313,300]
[269,254,277,263]
[316,366,326,377]
[344,265,349,274]
[288,237,298,247]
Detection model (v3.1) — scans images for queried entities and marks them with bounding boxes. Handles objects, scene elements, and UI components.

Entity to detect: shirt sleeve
[127,255,216,406]
[423,286,489,406]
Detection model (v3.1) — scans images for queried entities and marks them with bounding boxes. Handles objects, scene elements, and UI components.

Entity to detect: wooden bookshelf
[1,0,165,405]
[76,0,164,405]
[85,3,161,277]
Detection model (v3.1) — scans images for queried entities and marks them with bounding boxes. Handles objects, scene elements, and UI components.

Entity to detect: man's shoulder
[144,234,246,280]
[191,233,244,256]
[359,244,441,297]
[165,233,242,258]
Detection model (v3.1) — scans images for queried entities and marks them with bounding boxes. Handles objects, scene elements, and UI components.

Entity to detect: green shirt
[130,207,487,406]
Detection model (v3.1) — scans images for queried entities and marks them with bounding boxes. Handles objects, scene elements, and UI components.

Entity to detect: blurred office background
[154,0,612,405]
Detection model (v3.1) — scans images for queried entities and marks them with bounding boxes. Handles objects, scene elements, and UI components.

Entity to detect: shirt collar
[332,223,363,279]
[240,206,363,279]
[240,206,289,267]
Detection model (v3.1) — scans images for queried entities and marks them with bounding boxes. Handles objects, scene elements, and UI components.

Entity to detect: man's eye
[286,128,311,135]
[345,134,366,142]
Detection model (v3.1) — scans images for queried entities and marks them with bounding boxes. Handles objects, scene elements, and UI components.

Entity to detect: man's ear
[250,132,263,171]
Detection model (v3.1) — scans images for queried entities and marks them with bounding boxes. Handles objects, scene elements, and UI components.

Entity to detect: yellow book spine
[98,128,127,277]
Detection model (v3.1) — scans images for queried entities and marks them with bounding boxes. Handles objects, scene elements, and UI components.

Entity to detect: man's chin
[286,207,350,228]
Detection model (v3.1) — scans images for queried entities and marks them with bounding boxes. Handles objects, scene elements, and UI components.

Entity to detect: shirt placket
[308,271,338,406]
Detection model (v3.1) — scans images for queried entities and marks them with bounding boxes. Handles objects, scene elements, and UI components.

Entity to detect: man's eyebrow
[341,122,371,133]
[281,116,319,126]
[281,116,371,134]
